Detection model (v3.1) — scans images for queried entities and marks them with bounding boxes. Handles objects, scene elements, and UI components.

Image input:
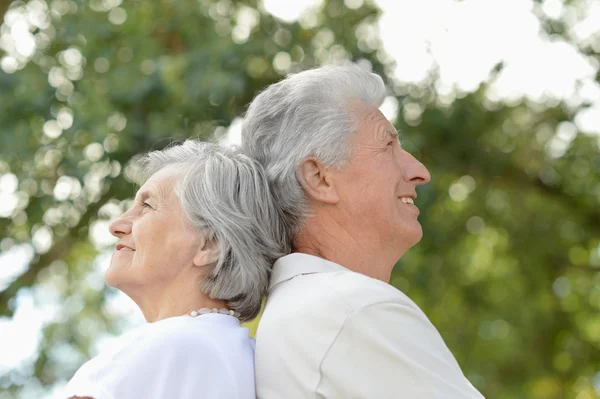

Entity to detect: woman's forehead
[137,166,183,200]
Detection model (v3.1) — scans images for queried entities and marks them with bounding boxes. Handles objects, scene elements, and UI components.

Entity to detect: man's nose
[403,151,431,186]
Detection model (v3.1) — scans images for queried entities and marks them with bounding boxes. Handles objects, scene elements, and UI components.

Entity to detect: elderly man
[241,64,484,398]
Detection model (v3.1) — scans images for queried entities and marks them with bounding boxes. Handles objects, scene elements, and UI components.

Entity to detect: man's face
[329,100,431,256]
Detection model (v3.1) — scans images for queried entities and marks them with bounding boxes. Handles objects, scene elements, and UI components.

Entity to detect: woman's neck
[123,275,229,323]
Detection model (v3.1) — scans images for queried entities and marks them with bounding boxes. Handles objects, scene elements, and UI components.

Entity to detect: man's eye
[142,202,153,209]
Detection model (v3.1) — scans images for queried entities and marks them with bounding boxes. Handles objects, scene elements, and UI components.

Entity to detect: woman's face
[106,165,205,295]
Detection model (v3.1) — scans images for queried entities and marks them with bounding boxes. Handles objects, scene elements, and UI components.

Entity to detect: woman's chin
[104,264,126,289]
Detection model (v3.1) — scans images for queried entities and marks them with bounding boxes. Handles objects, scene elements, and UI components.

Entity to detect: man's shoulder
[324,270,415,308]
[264,269,417,319]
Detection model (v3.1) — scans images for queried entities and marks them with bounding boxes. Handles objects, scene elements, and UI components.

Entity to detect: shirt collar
[269,253,349,292]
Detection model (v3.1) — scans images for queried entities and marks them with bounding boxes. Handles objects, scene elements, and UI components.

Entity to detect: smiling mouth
[400,197,415,205]
[116,244,135,251]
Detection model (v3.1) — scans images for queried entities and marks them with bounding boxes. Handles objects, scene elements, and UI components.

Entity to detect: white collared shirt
[255,253,485,399]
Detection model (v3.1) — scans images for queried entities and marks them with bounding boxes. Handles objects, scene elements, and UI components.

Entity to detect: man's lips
[398,192,417,204]
[398,195,420,215]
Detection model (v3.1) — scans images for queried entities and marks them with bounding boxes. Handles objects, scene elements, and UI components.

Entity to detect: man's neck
[293,219,399,283]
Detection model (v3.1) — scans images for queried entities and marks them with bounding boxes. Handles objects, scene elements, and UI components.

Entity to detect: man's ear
[296,157,339,205]
[193,236,219,268]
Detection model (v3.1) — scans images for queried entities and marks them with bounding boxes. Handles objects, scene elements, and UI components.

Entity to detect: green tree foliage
[0,0,598,398]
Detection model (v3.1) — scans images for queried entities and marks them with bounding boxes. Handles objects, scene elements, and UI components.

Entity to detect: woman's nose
[109,214,132,238]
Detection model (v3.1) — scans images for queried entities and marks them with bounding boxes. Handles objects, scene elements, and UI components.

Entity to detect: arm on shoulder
[316,301,484,399]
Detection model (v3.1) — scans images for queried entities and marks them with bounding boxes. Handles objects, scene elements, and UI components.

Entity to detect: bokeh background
[1,0,599,397]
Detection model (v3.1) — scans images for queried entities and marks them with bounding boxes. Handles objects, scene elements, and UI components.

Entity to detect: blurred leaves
[0,0,599,398]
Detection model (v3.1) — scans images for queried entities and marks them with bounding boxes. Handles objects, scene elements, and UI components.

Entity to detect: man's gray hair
[241,64,387,234]
[136,140,289,322]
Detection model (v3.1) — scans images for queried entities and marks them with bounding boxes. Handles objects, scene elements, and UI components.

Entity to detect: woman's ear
[193,236,219,268]
[296,157,339,205]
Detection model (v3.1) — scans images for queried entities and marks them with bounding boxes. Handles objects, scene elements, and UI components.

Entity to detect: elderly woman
[61,140,288,399]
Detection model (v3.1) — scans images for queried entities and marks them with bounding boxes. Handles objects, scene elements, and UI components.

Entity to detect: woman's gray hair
[241,64,387,234]
[135,140,289,322]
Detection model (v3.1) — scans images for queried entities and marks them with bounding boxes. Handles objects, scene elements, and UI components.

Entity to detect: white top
[255,253,485,399]
[60,313,255,399]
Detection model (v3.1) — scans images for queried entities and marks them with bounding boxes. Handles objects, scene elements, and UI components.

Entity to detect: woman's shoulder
[119,314,254,369]
[62,315,254,399]
[75,314,250,374]
[141,314,251,350]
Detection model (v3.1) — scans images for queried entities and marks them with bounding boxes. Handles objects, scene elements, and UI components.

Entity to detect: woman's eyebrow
[135,189,153,202]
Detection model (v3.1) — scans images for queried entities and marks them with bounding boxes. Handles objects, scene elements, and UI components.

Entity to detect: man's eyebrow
[385,129,399,138]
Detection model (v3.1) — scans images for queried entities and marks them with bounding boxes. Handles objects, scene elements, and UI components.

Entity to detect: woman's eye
[142,202,153,209]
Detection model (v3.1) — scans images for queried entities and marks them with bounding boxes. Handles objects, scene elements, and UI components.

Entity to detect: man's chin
[400,224,424,248]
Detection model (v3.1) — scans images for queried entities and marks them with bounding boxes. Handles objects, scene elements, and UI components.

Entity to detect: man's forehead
[348,100,399,143]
